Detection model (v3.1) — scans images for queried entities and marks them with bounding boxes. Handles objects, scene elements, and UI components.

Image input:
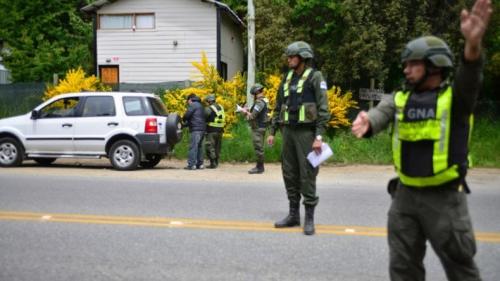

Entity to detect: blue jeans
[188,131,205,167]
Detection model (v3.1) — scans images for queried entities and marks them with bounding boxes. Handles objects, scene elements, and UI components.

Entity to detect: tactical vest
[392,86,473,187]
[279,68,318,124]
[250,98,268,129]
[208,104,225,128]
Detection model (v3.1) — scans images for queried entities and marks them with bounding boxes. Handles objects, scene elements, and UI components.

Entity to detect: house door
[99,65,119,89]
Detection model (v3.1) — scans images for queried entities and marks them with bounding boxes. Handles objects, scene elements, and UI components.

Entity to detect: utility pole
[246,0,255,106]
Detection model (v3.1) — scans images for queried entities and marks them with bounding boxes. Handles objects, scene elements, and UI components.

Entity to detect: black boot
[304,205,316,235]
[248,161,264,174]
[207,159,217,169]
[274,202,300,228]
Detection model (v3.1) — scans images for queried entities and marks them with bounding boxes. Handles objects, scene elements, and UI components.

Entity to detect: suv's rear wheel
[166,113,183,147]
[0,137,24,167]
[109,140,140,171]
[33,158,57,166]
[140,154,162,169]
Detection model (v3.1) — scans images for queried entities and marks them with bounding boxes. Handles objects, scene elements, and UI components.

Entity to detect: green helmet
[401,36,453,68]
[250,83,264,95]
[205,94,216,103]
[285,41,314,59]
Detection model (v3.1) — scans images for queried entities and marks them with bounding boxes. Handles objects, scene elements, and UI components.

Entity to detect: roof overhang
[201,0,244,28]
[81,0,117,13]
[82,0,245,28]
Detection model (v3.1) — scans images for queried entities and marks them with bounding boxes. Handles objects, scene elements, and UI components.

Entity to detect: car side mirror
[31,110,40,120]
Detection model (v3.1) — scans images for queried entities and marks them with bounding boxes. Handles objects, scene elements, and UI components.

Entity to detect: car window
[148,97,168,116]
[40,97,81,118]
[123,96,148,116]
[82,96,116,117]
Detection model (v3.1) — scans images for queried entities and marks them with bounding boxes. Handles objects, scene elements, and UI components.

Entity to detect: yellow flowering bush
[43,67,110,100]
[327,86,358,128]
[163,52,246,137]
[264,73,358,129]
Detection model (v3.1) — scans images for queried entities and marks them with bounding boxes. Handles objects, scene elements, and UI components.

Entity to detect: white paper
[236,104,244,112]
[307,143,334,168]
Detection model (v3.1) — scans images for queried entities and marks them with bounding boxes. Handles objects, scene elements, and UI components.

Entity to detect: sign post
[359,79,384,109]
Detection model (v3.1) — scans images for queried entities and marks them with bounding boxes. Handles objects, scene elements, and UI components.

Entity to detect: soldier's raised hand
[461,0,493,60]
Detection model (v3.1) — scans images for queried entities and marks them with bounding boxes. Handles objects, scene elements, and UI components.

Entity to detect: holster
[387,177,399,199]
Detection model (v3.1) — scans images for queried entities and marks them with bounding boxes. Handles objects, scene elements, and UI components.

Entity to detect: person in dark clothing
[182,94,206,170]
[204,94,225,169]
[352,0,492,280]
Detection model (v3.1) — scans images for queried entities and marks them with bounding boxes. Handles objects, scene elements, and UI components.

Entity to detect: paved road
[1,159,499,281]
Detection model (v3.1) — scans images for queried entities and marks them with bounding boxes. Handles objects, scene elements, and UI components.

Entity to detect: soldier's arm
[311,71,330,136]
[452,0,491,116]
[269,81,285,136]
[365,93,396,136]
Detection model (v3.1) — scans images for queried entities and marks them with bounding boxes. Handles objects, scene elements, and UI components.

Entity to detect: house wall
[220,14,244,80]
[96,0,218,83]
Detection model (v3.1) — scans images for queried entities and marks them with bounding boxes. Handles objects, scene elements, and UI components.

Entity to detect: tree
[0,0,93,82]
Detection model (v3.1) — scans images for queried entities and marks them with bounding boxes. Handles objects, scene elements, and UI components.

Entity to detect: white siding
[220,14,244,80]
[96,0,218,83]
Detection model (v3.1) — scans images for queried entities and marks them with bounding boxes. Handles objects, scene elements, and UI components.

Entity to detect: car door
[73,96,120,154]
[25,96,81,154]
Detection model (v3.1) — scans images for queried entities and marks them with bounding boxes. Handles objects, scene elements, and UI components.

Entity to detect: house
[0,40,11,84]
[82,0,244,89]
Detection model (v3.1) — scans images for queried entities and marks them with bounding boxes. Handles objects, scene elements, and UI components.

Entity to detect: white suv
[0,92,182,170]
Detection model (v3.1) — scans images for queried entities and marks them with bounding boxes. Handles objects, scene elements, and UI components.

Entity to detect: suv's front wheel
[0,137,24,167]
[109,140,140,171]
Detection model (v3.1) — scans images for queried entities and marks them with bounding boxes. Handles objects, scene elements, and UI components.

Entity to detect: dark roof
[81,0,244,27]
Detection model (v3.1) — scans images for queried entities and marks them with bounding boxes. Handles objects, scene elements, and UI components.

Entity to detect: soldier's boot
[274,202,300,228]
[303,205,316,235]
[248,161,264,174]
[207,159,217,169]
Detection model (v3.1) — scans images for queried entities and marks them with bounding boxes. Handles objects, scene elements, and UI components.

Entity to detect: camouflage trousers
[281,126,319,206]
[205,131,222,161]
[251,128,266,163]
[388,183,481,281]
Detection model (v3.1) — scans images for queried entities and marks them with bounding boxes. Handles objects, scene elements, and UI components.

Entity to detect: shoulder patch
[320,81,328,90]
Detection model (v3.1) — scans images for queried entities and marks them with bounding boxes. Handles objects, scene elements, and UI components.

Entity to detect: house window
[99,14,155,30]
[220,62,228,81]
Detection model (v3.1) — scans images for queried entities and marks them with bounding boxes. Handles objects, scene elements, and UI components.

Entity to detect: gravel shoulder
[1,158,498,188]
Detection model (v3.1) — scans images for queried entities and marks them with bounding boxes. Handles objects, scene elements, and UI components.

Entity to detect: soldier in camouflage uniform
[267,41,330,235]
[242,83,269,174]
[352,0,491,279]
[204,94,225,169]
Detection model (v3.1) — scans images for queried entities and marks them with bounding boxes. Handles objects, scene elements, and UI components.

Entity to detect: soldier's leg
[295,128,318,206]
[388,186,426,281]
[294,128,318,234]
[281,127,301,204]
[205,132,216,160]
[215,132,222,161]
[274,127,301,228]
[422,189,481,281]
[249,129,265,174]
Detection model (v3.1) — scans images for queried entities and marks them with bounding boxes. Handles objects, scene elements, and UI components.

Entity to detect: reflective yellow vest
[392,86,473,187]
[281,68,316,124]
[208,104,225,128]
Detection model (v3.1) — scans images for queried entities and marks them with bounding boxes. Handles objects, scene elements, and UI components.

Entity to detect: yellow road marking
[1,211,500,243]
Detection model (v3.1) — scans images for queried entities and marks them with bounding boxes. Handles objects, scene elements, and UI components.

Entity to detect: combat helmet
[250,83,264,95]
[205,94,216,103]
[285,41,314,59]
[401,36,453,68]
